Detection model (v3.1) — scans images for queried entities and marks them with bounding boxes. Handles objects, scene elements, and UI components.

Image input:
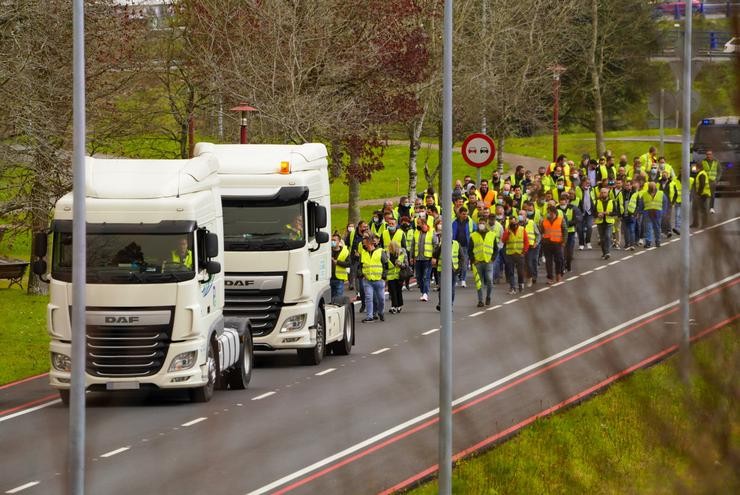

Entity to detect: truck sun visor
[222,186,309,207]
[52,220,197,234]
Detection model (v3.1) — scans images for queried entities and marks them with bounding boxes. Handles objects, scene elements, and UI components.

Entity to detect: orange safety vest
[542,216,564,244]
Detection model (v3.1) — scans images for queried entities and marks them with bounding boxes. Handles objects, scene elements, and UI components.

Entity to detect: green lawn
[408,328,739,494]
[0,285,49,384]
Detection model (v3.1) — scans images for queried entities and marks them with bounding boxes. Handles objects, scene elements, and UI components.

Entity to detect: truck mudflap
[217,328,240,371]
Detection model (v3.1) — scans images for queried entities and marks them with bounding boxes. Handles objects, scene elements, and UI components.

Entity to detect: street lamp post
[230,103,257,144]
[550,65,566,163]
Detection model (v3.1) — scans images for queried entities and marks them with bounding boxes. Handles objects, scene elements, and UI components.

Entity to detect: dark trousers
[564,232,576,271]
[622,216,636,247]
[388,279,404,308]
[597,222,611,256]
[580,215,593,245]
[525,244,539,282]
[505,254,525,289]
[691,196,709,228]
[542,241,563,280]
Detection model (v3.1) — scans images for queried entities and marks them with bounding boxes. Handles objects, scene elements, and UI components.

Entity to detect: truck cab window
[222,199,306,251]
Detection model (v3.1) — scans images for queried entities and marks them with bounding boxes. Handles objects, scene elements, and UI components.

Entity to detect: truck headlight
[168,351,198,372]
[280,314,307,333]
[51,352,72,372]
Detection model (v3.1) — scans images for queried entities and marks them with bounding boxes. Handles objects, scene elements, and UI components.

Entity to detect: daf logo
[105,316,140,324]
[226,280,255,287]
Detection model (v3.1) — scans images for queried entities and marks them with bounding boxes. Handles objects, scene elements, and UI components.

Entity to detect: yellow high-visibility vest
[361,248,385,281]
[334,247,349,281]
[506,227,525,255]
[470,230,496,263]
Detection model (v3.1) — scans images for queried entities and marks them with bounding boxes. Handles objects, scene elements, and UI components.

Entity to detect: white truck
[193,142,355,365]
[33,154,252,403]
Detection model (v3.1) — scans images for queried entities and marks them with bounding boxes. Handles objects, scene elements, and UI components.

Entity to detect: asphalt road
[1,200,738,495]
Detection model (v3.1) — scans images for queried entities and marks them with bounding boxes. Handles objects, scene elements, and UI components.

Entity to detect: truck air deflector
[222,186,308,207]
[52,220,197,234]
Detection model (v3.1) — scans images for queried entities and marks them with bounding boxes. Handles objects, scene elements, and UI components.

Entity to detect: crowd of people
[330,146,722,323]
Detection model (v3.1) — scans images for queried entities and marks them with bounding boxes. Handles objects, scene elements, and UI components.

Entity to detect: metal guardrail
[653,1,739,19]
[654,30,735,58]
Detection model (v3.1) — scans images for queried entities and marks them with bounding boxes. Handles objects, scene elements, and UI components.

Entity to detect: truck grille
[85,314,173,378]
[224,292,282,336]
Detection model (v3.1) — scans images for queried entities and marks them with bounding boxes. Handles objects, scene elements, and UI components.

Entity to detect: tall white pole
[679,0,692,376]
[70,0,87,493]
[439,0,454,494]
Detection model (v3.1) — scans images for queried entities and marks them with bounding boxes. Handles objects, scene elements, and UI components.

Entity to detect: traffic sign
[461,133,496,168]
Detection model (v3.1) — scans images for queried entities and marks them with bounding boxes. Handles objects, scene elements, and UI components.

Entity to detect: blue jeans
[525,244,539,282]
[330,279,345,299]
[645,211,662,246]
[622,216,636,247]
[492,250,505,280]
[475,262,493,302]
[437,268,456,306]
[564,233,576,271]
[363,279,385,317]
[580,215,593,245]
[674,204,682,230]
[457,248,469,283]
[415,259,432,295]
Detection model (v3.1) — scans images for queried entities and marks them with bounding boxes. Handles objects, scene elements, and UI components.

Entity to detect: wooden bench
[0,259,29,290]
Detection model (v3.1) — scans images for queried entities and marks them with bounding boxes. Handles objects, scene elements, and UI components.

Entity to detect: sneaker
[710,208,715,214]
[397,306,402,313]
[638,239,644,246]
[359,305,366,313]
[518,286,523,293]
[485,297,491,305]
[556,275,563,282]
[378,313,385,321]
[421,293,429,302]
[540,256,546,263]
[645,243,651,248]
[477,301,485,308]
[586,243,593,250]
[672,228,680,235]
[526,279,533,288]
[629,246,635,251]
[666,232,672,238]
[578,245,584,251]
[373,314,379,321]
[436,304,440,311]
[605,253,610,260]
[508,288,517,295]
[361,317,374,323]
[389,307,397,314]
[461,280,467,288]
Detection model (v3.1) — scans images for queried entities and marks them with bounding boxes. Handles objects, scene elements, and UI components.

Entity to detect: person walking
[622,180,638,250]
[578,178,596,250]
[540,205,567,284]
[349,221,369,311]
[521,204,541,287]
[385,240,407,314]
[690,162,711,229]
[360,235,388,323]
[701,150,720,214]
[669,174,683,235]
[501,216,529,294]
[434,238,460,312]
[643,182,665,248]
[559,193,580,272]
[452,206,475,287]
[410,216,437,302]
[595,187,615,259]
[330,233,350,298]
[469,220,496,306]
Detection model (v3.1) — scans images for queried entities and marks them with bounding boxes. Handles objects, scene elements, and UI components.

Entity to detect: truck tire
[330,304,354,356]
[190,338,217,402]
[226,331,253,390]
[59,389,70,406]
[297,307,325,366]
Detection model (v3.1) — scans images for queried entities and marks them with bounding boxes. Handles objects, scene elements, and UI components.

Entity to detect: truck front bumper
[254,301,317,350]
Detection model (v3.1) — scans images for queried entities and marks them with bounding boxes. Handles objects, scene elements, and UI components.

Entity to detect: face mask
[478,223,486,231]
[503,191,510,196]
[388,225,396,232]
[518,215,525,222]
[331,241,337,248]
[572,174,578,179]
[559,204,566,210]
[372,216,379,222]
[419,212,427,219]
[527,211,534,218]
[403,202,409,207]
[401,224,410,231]
[347,227,354,233]
[496,214,504,220]
[557,185,564,191]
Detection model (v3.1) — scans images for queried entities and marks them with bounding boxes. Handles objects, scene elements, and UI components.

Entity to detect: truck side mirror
[315,231,329,245]
[33,232,48,258]
[205,261,221,275]
[205,233,219,258]
[32,260,47,276]
[314,205,327,229]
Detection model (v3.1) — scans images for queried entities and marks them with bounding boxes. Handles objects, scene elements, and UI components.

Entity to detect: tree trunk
[497,135,505,174]
[590,0,606,158]
[347,154,361,226]
[27,177,50,296]
[407,102,428,201]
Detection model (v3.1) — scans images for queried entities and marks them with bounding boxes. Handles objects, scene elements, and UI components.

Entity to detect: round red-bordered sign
[461,133,496,168]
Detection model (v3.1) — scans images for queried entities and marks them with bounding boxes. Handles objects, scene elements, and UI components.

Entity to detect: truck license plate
[106,382,140,390]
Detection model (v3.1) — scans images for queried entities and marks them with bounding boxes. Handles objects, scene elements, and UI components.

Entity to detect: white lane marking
[315,368,336,376]
[695,229,705,234]
[567,275,579,281]
[5,481,40,494]
[487,304,502,311]
[100,446,130,458]
[623,255,634,260]
[581,270,594,275]
[552,282,564,287]
[536,287,550,293]
[422,328,439,335]
[469,311,484,317]
[520,293,533,299]
[634,250,646,256]
[608,260,620,266]
[181,417,207,427]
[503,299,518,305]
[594,265,606,271]
[245,272,740,495]
[371,348,390,355]
[647,247,656,251]
[252,391,276,401]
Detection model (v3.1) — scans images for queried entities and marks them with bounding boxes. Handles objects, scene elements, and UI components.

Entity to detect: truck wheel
[298,307,325,366]
[190,338,217,402]
[330,304,354,356]
[59,389,70,406]
[226,331,253,390]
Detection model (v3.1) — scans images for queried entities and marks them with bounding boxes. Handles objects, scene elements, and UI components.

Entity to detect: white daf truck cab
[193,142,355,365]
[33,155,252,403]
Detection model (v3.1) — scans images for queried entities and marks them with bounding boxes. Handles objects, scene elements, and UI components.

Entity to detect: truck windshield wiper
[259,239,291,250]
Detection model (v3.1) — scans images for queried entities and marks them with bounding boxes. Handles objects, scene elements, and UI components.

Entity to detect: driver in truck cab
[285,214,304,241]
[171,237,193,269]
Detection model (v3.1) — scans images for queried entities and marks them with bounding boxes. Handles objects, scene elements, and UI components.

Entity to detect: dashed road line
[552,281,564,287]
[100,446,130,458]
[634,250,646,256]
[422,328,439,335]
[647,246,656,251]
[520,293,533,299]
[5,481,40,494]
[371,348,390,355]
[623,255,634,260]
[487,304,502,311]
[315,368,336,376]
[503,299,518,305]
[594,265,606,271]
[581,270,594,275]
[608,260,620,266]
[566,275,579,281]
[536,287,550,293]
[469,311,484,317]
[181,417,207,427]
[252,391,276,401]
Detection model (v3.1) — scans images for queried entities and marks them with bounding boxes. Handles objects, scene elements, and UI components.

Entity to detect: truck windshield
[52,232,196,283]
[222,201,305,251]
[694,126,740,152]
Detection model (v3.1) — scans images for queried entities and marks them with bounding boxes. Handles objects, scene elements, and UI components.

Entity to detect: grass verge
[407,327,739,495]
[0,286,49,385]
